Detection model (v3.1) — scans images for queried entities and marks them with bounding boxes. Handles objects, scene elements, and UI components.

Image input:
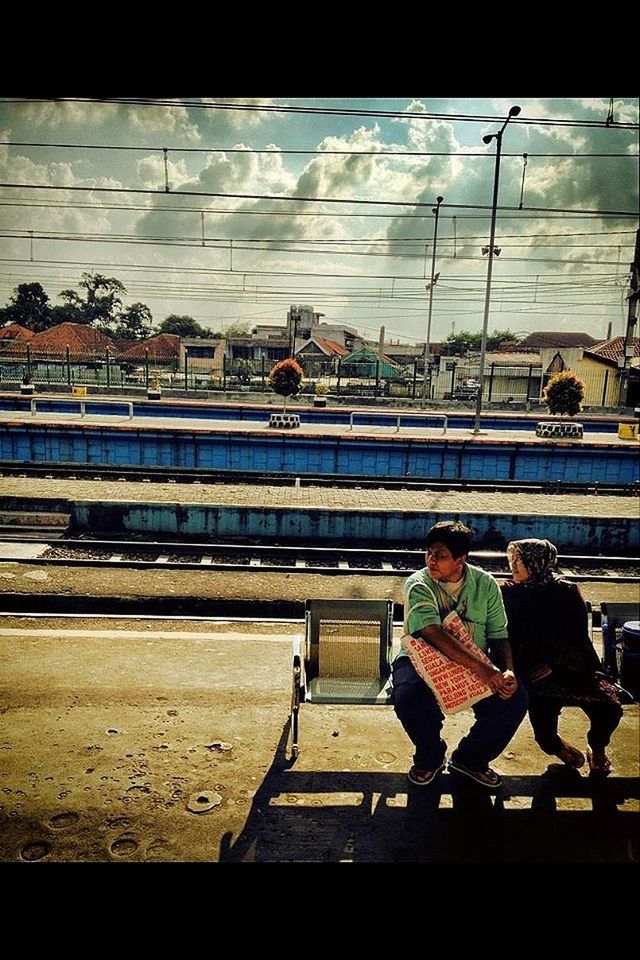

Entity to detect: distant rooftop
[518,331,597,349]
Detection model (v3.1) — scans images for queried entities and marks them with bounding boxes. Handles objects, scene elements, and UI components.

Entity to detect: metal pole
[473,106,520,433]
[422,196,443,404]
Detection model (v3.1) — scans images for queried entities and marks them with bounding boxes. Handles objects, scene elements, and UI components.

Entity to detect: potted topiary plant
[537,371,585,438]
[268,357,303,428]
[313,381,329,408]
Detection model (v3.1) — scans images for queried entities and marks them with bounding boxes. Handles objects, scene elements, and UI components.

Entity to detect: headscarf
[507,538,558,586]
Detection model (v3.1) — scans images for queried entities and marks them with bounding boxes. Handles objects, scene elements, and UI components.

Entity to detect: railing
[30,397,134,420]
[348,410,447,434]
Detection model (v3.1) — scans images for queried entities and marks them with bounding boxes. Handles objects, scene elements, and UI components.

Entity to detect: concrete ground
[0,616,637,863]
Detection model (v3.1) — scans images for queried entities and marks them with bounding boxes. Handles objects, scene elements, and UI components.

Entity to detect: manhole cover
[187,790,222,814]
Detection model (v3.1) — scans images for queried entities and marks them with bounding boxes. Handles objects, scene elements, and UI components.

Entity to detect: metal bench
[601,601,640,700]
[290,598,394,758]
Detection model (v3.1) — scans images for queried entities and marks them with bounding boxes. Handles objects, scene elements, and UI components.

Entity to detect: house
[119,333,181,370]
[0,323,34,353]
[179,337,225,377]
[295,335,349,375]
[340,345,402,380]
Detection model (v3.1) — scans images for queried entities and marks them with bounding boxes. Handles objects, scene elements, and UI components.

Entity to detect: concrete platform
[0,616,637,863]
[1,407,637,447]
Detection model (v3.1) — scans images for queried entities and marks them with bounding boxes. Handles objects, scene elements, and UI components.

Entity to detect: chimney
[378,325,385,357]
[606,320,612,340]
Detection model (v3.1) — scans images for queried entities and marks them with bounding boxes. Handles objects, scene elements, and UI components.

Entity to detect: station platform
[0,474,637,554]
[0,405,637,447]
[0,615,637,862]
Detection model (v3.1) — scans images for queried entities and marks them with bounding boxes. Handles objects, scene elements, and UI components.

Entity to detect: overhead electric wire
[0,180,636,218]
[2,139,637,159]
[4,98,638,130]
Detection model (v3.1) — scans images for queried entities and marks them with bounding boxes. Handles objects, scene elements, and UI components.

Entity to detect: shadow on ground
[219,722,640,863]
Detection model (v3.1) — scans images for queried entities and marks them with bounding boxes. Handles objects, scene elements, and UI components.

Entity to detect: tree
[62,272,126,326]
[159,314,211,338]
[268,358,303,413]
[542,371,585,417]
[224,321,251,337]
[0,282,52,331]
[444,328,520,356]
[111,303,154,341]
[233,358,256,383]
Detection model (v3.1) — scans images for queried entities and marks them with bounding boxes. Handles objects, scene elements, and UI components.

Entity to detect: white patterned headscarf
[507,538,558,586]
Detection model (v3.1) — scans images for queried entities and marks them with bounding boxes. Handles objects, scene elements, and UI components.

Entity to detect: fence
[0,344,625,409]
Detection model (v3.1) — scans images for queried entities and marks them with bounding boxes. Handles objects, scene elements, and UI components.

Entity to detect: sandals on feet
[587,748,612,777]
[407,763,445,786]
[448,760,502,789]
[556,740,585,769]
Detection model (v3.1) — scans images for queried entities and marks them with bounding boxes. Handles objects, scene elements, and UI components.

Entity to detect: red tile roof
[588,336,640,362]
[0,323,34,341]
[120,333,181,362]
[313,336,350,356]
[27,322,118,358]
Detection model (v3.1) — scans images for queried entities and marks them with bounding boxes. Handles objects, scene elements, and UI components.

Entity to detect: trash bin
[618,621,640,701]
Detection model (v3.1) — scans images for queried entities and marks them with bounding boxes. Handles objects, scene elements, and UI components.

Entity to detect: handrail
[30,396,134,421]
[348,410,447,434]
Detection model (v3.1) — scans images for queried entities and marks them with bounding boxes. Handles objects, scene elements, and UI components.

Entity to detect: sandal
[448,760,502,789]
[407,763,445,787]
[556,739,585,769]
[587,748,612,777]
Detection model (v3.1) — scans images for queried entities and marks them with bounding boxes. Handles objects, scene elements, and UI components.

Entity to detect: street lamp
[422,195,444,403]
[473,105,521,432]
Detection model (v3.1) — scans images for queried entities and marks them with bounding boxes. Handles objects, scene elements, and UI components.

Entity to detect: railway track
[1,537,638,582]
[0,462,637,496]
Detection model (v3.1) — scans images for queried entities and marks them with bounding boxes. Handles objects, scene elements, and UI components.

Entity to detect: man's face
[425,542,465,582]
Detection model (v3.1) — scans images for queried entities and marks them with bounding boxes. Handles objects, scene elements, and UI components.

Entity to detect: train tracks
[0,462,638,496]
[1,537,638,583]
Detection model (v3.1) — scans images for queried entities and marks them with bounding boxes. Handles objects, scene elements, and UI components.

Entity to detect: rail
[30,396,134,421]
[348,410,447,434]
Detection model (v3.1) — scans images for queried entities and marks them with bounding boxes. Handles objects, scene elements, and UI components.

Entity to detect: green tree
[542,371,585,417]
[111,302,154,341]
[0,282,52,331]
[159,314,211,338]
[233,358,255,383]
[60,272,126,326]
[268,358,303,413]
[444,328,520,356]
[224,321,251,337]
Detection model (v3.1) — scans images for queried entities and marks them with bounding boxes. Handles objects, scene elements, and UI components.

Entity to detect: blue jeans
[391,655,528,770]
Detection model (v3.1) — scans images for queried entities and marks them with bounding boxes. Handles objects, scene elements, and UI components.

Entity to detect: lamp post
[422,195,444,403]
[473,105,521,432]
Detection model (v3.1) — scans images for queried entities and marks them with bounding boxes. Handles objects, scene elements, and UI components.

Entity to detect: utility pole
[618,228,639,407]
[422,196,443,404]
[473,105,521,433]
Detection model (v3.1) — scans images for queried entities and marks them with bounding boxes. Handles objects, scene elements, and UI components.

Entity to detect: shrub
[268,358,303,412]
[542,371,585,417]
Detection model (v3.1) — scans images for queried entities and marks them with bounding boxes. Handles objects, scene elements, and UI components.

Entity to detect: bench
[290,598,394,758]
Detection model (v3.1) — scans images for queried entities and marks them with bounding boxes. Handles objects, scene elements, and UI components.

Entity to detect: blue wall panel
[1,422,638,484]
[71,500,638,552]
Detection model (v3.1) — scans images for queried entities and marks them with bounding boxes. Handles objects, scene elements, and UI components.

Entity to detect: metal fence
[0,344,623,408]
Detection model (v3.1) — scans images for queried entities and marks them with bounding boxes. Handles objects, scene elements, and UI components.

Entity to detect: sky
[0,96,638,347]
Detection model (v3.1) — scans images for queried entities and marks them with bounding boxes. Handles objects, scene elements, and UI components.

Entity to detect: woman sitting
[501,538,622,776]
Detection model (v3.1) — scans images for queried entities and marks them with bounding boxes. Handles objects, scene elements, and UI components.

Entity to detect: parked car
[453,378,480,400]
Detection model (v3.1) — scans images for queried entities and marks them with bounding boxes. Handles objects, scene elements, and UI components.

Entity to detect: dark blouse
[500,578,603,698]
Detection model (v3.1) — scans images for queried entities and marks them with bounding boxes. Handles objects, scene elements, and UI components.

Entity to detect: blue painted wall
[71,500,638,552]
[1,422,637,484]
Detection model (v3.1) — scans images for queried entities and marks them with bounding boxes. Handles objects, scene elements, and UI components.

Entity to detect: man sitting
[392,520,527,788]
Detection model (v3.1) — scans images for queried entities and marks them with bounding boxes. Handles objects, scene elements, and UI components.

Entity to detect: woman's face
[508,548,530,582]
